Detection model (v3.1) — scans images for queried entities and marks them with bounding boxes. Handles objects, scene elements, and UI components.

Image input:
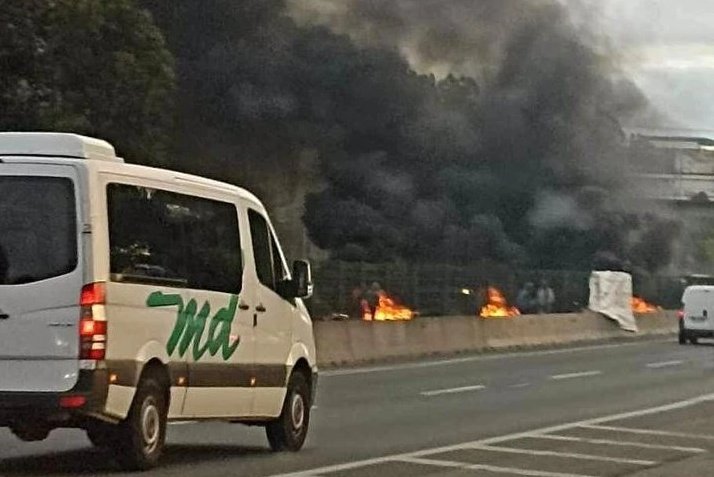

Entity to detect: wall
[314,311,676,367]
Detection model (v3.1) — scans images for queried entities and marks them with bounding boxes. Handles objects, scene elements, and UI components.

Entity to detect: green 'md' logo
[146,292,240,361]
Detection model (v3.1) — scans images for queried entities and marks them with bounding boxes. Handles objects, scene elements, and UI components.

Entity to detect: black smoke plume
[143,0,678,272]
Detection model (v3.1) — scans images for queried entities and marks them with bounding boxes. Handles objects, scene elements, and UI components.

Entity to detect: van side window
[248,209,288,293]
[107,184,242,294]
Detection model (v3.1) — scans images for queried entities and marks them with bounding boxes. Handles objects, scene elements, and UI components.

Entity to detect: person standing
[536,279,556,314]
[363,282,383,320]
[517,282,537,315]
[350,283,366,319]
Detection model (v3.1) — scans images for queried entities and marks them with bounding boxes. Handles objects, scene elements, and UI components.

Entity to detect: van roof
[0,132,263,207]
[683,285,714,301]
[0,132,121,162]
[106,161,263,207]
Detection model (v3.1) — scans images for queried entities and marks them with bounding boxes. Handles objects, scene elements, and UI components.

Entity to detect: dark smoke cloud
[143,0,679,271]
[294,0,677,270]
[288,0,531,80]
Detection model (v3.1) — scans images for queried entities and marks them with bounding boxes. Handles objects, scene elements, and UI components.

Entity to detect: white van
[679,285,714,344]
[0,133,317,470]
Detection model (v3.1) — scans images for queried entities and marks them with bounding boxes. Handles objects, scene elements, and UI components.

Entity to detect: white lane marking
[468,444,655,465]
[267,391,714,477]
[321,340,669,377]
[420,384,486,397]
[535,434,707,453]
[396,457,463,468]
[646,360,684,369]
[398,457,596,477]
[169,421,198,426]
[550,371,602,381]
[511,382,532,388]
[582,424,714,440]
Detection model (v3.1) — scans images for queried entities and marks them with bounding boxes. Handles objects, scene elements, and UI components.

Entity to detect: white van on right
[680,285,714,344]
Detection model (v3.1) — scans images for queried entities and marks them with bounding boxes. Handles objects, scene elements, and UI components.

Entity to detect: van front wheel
[111,374,167,470]
[266,372,310,452]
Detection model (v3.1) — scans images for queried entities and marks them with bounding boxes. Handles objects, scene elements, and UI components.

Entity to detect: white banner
[588,271,637,332]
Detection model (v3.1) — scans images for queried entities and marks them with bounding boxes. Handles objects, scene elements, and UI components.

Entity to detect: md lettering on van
[146,292,240,361]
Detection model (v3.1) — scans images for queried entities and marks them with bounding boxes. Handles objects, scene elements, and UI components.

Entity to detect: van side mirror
[292,260,313,299]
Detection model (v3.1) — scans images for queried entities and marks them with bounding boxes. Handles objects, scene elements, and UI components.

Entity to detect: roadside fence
[306,261,684,319]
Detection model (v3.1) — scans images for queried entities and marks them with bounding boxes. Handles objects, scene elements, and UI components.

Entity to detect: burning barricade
[360,282,415,321]
[480,286,520,318]
[362,292,415,321]
[362,291,414,321]
[463,286,520,318]
[631,296,661,314]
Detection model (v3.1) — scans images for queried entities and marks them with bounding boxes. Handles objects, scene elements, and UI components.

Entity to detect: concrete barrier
[314,311,677,367]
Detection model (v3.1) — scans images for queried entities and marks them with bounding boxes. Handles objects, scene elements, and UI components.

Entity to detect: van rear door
[683,287,714,332]
[0,163,84,392]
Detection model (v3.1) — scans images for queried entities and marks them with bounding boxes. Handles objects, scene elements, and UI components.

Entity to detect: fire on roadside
[362,291,414,321]
[479,286,520,318]
[631,296,661,314]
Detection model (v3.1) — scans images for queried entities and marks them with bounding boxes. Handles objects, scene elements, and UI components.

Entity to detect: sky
[590,0,714,132]
[288,0,714,133]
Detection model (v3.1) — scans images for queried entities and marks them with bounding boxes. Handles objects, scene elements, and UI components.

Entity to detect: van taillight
[79,283,107,361]
[80,282,106,306]
[677,310,685,320]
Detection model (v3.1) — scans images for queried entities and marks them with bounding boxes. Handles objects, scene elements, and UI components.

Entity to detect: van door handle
[238,302,250,311]
[0,314,9,320]
[255,304,267,313]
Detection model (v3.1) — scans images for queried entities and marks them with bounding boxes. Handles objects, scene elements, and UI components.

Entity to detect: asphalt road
[3,338,714,476]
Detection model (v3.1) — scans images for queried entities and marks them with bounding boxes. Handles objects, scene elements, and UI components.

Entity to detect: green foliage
[0,0,174,163]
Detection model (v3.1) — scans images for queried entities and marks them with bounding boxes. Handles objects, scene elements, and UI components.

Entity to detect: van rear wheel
[111,374,167,470]
[266,372,310,452]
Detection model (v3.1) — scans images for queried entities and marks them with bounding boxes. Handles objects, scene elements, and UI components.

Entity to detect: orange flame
[631,296,661,314]
[480,286,520,318]
[362,291,414,321]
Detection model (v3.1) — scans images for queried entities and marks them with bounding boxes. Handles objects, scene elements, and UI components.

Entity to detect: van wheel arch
[138,359,171,406]
[291,359,312,391]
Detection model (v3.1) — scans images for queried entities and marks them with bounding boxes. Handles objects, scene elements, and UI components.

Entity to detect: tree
[0,0,175,163]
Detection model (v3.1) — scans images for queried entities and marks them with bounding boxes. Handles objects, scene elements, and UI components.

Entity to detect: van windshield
[0,177,77,285]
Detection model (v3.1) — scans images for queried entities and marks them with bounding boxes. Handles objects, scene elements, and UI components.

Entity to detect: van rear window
[0,177,77,285]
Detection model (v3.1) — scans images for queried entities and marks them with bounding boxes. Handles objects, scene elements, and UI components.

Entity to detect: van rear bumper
[0,369,108,426]
[680,325,714,338]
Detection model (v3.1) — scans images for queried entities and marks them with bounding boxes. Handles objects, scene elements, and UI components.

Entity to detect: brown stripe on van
[104,360,142,387]
[104,360,288,388]
[168,362,189,387]
[252,364,289,388]
[104,360,186,387]
[187,363,252,387]
[187,363,288,388]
